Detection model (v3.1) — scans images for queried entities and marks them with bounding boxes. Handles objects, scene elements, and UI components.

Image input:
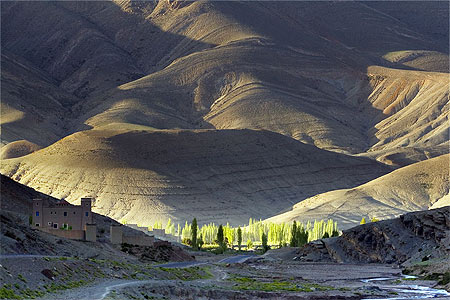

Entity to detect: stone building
[32,197,96,241]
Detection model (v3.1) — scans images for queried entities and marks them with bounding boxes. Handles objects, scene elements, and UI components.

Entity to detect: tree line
[177,218,340,252]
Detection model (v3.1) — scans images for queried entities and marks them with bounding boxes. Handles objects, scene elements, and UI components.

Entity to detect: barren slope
[2,1,448,158]
[1,1,448,227]
[0,52,77,147]
[0,128,391,226]
[268,155,449,229]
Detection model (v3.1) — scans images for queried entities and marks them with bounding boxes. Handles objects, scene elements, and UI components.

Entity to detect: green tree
[360,217,366,225]
[247,239,253,250]
[297,226,308,246]
[198,234,204,250]
[237,227,242,251]
[261,232,269,253]
[217,224,224,249]
[290,221,297,247]
[322,232,330,239]
[191,218,198,250]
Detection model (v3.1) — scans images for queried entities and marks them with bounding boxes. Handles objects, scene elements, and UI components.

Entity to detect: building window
[53,223,58,229]
[85,212,89,217]
[35,223,40,227]
[36,211,39,216]
[64,212,67,216]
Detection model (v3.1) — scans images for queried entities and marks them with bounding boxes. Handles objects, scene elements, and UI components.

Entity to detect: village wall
[122,235,154,247]
[40,227,85,240]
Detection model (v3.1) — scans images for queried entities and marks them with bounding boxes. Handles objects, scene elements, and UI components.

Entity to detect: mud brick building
[32,197,96,241]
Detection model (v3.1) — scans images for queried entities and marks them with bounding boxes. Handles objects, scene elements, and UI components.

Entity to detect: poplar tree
[217,224,224,249]
[237,227,242,251]
[247,239,253,250]
[261,232,269,253]
[191,218,198,250]
[290,221,297,247]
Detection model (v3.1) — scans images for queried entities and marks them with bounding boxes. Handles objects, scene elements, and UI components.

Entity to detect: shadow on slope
[267,154,449,229]
[0,128,392,226]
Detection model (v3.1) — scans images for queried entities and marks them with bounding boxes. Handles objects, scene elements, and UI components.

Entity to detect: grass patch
[229,277,334,292]
[20,288,45,299]
[44,279,88,293]
[0,286,21,299]
[157,266,213,281]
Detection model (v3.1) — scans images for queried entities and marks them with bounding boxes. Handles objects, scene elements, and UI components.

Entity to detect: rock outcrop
[296,207,450,265]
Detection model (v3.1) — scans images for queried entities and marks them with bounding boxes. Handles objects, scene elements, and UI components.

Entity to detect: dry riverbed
[1,253,449,300]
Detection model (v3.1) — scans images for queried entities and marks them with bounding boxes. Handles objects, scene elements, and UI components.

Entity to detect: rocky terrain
[294,207,450,289]
[1,0,449,227]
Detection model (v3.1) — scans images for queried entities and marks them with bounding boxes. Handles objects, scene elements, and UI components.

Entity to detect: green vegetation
[191,218,198,250]
[157,266,213,281]
[261,232,269,253]
[180,218,340,249]
[0,285,21,300]
[198,234,204,250]
[423,272,450,285]
[0,279,90,300]
[247,239,253,250]
[229,277,334,292]
[290,221,309,247]
[217,224,225,253]
[127,217,341,251]
[439,272,450,285]
[0,289,20,299]
[17,274,26,283]
[237,227,242,251]
[165,218,175,235]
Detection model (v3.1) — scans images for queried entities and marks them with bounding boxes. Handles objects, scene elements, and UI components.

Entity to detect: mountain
[267,154,449,229]
[0,127,391,225]
[1,1,448,226]
[2,1,448,154]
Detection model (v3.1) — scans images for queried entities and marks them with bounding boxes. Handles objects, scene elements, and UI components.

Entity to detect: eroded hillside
[0,128,391,225]
[268,154,449,229]
[1,0,448,226]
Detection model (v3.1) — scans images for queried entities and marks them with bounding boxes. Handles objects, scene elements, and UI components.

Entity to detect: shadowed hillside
[1,1,448,226]
[0,128,391,225]
[268,154,449,229]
